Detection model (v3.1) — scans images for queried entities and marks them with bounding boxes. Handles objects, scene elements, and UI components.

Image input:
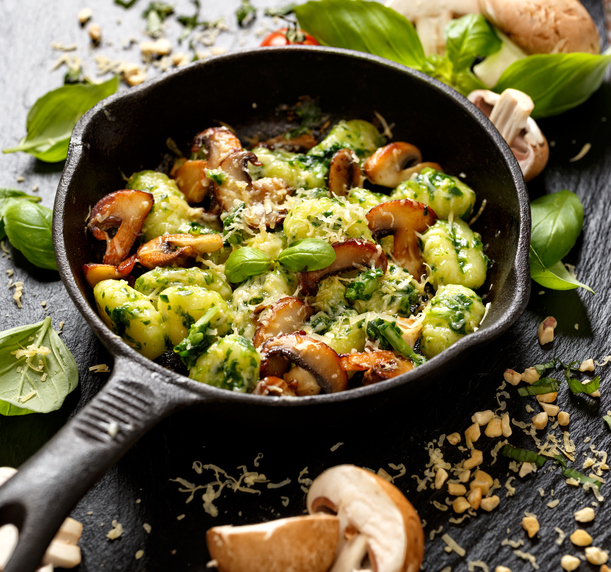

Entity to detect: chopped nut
[522,516,539,538]
[496,567,511,572]
[467,486,482,510]
[519,462,535,478]
[448,483,467,496]
[504,369,522,386]
[601,564,610,572]
[88,23,102,44]
[574,507,595,523]
[532,411,549,430]
[521,367,541,384]
[470,470,493,495]
[458,469,471,483]
[585,547,609,565]
[538,316,557,345]
[558,411,570,426]
[480,495,500,512]
[78,7,92,25]
[485,418,503,438]
[570,529,593,547]
[435,468,448,490]
[580,359,595,372]
[172,52,190,67]
[452,497,471,514]
[140,38,172,57]
[472,410,494,426]
[541,402,560,417]
[447,432,461,445]
[123,64,147,86]
[463,449,483,470]
[465,423,481,445]
[536,392,557,403]
[560,555,581,571]
[501,413,512,437]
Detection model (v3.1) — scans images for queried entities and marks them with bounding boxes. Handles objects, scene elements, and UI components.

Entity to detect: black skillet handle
[0,355,201,572]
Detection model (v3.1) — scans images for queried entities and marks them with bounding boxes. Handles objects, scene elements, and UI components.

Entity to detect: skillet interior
[55,46,530,418]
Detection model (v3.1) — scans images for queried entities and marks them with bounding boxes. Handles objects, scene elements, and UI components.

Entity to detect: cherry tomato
[260,27,319,47]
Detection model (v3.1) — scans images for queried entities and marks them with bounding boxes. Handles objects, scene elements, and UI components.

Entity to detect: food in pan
[84,116,489,394]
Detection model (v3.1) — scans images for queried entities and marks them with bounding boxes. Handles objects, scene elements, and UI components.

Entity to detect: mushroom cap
[253,296,314,347]
[136,233,223,269]
[82,256,136,288]
[307,465,424,572]
[206,514,339,572]
[480,0,600,55]
[328,148,363,197]
[174,159,210,204]
[363,142,423,188]
[385,0,480,20]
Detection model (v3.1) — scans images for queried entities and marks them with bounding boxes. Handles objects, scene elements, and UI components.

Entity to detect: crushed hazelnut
[465,423,481,445]
[560,555,580,571]
[540,402,560,417]
[78,7,92,25]
[480,495,500,512]
[467,486,482,510]
[172,52,190,67]
[447,432,461,445]
[140,38,172,57]
[485,418,503,438]
[495,567,511,572]
[522,516,539,538]
[538,316,557,345]
[472,410,494,426]
[470,470,493,495]
[522,367,541,384]
[88,23,102,44]
[504,369,522,386]
[463,449,483,470]
[501,413,512,437]
[458,469,471,483]
[580,359,595,372]
[574,507,595,523]
[585,547,609,565]
[448,483,467,496]
[452,497,471,514]
[435,468,448,490]
[558,411,570,426]
[532,411,549,430]
[536,392,558,403]
[519,462,535,478]
[570,529,593,547]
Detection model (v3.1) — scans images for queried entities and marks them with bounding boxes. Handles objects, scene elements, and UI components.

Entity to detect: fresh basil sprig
[0,317,79,416]
[529,190,593,293]
[3,200,57,271]
[225,247,271,283]
[0,189,41,240]
[277,238,336,272]
[501,445,547,468]
[3,76,119,163]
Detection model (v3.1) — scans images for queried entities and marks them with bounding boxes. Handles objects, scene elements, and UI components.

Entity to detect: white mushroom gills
[488,89,534,149]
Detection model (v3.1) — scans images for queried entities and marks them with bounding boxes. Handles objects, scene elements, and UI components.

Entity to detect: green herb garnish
[517,377,560,397]
[174,306,219,368]
[501,445,548,468]
[366,318,427,366]
[277,238,336,272]
[142,1,175,37]
[236,0,256,27]
[554,455,602,489]
[224,247,271,283]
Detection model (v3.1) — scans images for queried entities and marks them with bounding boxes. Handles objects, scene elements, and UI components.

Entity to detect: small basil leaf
[4,201,57,271]
[494,51,611,118]
[529,247,593,293]
[0,189,41,241]
[294,0,426,70]
[3,76,119,163]
[278,238,336,272]
[604,415,611,431]
[446,14,501,72]
[0,317,79,415]
[225,247,271,283]
[531,190,583,268]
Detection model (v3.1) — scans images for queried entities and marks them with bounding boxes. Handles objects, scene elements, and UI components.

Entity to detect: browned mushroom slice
[136,233,223,269]
[82,255,136,288]
[259,333,348,394]
[191,126,242,163]
[253,297,314,347]
[174,159,210,204]
[88,189,154,266]
[328,148,363,197]
[298,239,388,296]
[367,199,437,279]
[339,350,414,385]
[339,350,398,372]
[363,142,431,188]
[252,376,297,397]
[214,150,261,211]
[260,132,319,153]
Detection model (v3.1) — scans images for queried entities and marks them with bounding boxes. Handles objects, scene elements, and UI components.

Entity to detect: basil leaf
[494,51,611,119]
[529,248,593,293]
[115,0,139,7]
[265,2,297,17]
[501,445,548,468]
[224,247,271,283]
[531,190,583,269]
[237,0,256,27]
[0,189,41,240]
[554,455,602,489]
[3,201,57,271]
[516,377,560,396]
[566,374,600,395]
[143,2,174,37]
[0,317,79,415]
[278,238,336,272]
[294,0,426,70]
[446,14,501,72]
[604,415,611,431]
[3,76,119,162]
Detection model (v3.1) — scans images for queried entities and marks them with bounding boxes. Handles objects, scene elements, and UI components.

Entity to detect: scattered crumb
[143,523,152,534]
[106,520,124,540]
[177,514,185,521]
[135,550,144,560]
[330,442,344,452]
[569,143,591,163]
[16,176,24,183]
[89,364,111,373]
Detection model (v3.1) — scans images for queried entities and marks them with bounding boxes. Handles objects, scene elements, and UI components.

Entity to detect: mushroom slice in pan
[299,239,388,296]
[191,126,242,163]
[88,189,154,266]
[363,142,441,188]
[339,350,414,385]
[468,88,549,181]
[206,514,339,572]
[252,376,297,397]
[136,233,223,269]
[83,255,137,288]
[307,465,424,572]
[259,333,348,394]
[328,148,363,197]
[174,159,210,204]
[259,132,319,153]
[253,297,314,347]
[367,199,437,279]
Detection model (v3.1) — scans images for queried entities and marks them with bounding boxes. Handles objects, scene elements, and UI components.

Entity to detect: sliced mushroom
[260,132,319,153]
[88,189,154,266]
[363,143,442,189]
[339,350,414,385]
[468,88,549,181]
[259,333,348,394]
[252,376,296,397]
[83,255,137,288]
[191,126,242,163]
[328,148,363,197]
[253,297,314,347]
[284,366,321,396]
[174,159,209,204]
[307,465,424,572]
[299,239,388,296]
[206,514,339,572]
[367,199,437,279]
[136,233,223,269]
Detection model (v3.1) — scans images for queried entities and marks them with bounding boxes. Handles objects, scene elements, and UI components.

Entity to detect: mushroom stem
[488,89,534,145]
[330,532,370,572]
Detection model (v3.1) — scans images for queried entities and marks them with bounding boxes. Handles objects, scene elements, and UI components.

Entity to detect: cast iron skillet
[0,46,530,571]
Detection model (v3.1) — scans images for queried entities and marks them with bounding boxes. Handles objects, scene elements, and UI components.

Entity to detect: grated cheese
[441,533,466,557]
[89,364,111,373]
[547,499,560,508]
[330,442,344,452]
[429,525,443,540]
[468,561,489,572]
[513,549,539,570]
[267,479,290,489]
[555,527,566,545]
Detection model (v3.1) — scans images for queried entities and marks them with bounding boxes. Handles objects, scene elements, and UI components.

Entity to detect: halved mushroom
[259,132,319,153]
[363,142,441,188]
[136,233,223,269]
[206,514,339,572]
[251,376,296,397]
[253,297,314,347]
[83,255,137,288]
[467,88,549,181]
[339,350,414,385]
[88,189,154,266]
[299,239,388,296]
[283,366,322,396]
[259,333,348,394]
[367,199,437,279]
[174,159,209,204]
[328,148,363,197]
[307,465,424,572]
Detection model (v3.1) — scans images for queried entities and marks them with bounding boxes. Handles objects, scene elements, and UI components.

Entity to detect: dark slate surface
[1,1,610,570]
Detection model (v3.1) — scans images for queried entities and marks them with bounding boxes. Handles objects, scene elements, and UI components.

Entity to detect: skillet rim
[53,45,531,408]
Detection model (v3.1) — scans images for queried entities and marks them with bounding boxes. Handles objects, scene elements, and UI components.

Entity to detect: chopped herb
[236,0,256,27]
[517,377,560,396]
[366,318,427,366]
[177,1,224,43]
[604,415,611,431]
[501,445,548,468]
[174,307,219,368]
[554,455,602,488]
[345,268,383,301]
[534,358,558,375]
[566,375,600,395]
[265,3,297,17]
[286,98,323,138]
[142,2,175,37]
[115,0,139,7]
